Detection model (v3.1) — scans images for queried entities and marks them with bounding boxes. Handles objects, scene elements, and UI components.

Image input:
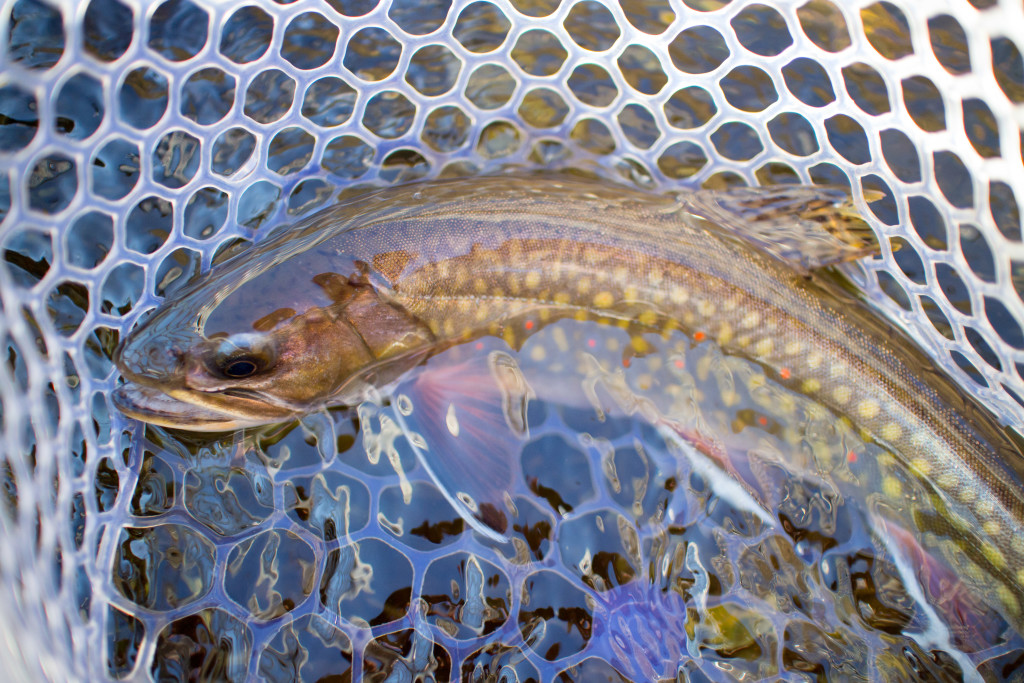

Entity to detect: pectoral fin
[391,340,535,542]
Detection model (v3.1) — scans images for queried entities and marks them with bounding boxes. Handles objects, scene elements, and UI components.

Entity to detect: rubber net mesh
[1,0,1023,680]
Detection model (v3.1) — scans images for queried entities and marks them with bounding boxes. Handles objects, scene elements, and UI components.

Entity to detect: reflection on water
[108,317,1024,680]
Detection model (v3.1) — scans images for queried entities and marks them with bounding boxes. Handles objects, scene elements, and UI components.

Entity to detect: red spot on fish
[674,359,685,369]
[587,338,596,348]
[623,358,631,368]
[475,342,484,351]
[780,367,791,380]
[525,320,535,330]
[847,450,857,464]
[694,331,706,342]
[758,416,768,427]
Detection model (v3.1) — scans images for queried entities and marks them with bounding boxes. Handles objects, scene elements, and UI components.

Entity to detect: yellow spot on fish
[722,390,739,407]
[882,477,901,498]
[880,422,901,441]
[755,338,773,357]
[747,374,766,391]
[858,400,880,420]
[662,319,678,335]
[638,310,658,326]
[910,458,931,477]
[736,335,751,348]
[623,286,639,301]
[606,337,620,352]
[503,327,516,347]
[983,543,1008,570]
[958,486,977,503]
[718,322,733,345]
[670,287,689,304]
[525,271,541,289]
[785,341,803,356]
[574,310,588,321]
[829,362,847,379]
[631,336,650,354]
[443,319,456,336]
[553,326,568,352]
[936,473,957,490]
[977,499,996,517]
[594,291,615,309]
[741,311,761,329]
[832,386,851,404]
[806,352,823,370]
[983,520,1003,536]
[577,278,591,294]
[539,308,552,322]
[613,266,629,282]
[801,378,821,393]
[697,300,716,317]
[530,345,547,362]
[553,291,571,305]
[723,298,739,312]
[1017,569,1024,586]
[998,585,1019,614]
[473,278,488,294]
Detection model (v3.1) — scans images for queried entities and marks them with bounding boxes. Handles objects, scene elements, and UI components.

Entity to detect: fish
[112,175,1024,634]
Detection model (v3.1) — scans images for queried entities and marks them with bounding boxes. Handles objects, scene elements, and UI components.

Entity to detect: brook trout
[113,176,1024,631]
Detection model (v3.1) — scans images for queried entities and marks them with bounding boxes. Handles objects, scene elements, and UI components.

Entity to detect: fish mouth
[112,381,292,432]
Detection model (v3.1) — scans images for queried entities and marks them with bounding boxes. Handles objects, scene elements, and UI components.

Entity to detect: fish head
[113,243,434,431]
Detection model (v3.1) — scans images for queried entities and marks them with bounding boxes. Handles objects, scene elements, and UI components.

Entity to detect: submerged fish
[114,175,1024,633]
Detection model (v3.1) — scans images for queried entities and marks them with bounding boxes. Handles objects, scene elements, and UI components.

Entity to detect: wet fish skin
[113,175,1024,622]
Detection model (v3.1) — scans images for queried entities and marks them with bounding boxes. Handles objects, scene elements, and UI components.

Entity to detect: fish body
[114,175,1024,629]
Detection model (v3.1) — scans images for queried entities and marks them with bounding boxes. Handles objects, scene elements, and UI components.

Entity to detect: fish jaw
[111,382,270,431]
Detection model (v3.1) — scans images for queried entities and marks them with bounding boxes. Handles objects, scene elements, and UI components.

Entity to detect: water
[106,318,1024,680]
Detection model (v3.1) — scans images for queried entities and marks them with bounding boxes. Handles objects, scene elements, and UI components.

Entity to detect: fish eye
[221,357,260,378]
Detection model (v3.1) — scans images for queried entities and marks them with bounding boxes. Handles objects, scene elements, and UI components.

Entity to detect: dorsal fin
[682,186,881,271]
